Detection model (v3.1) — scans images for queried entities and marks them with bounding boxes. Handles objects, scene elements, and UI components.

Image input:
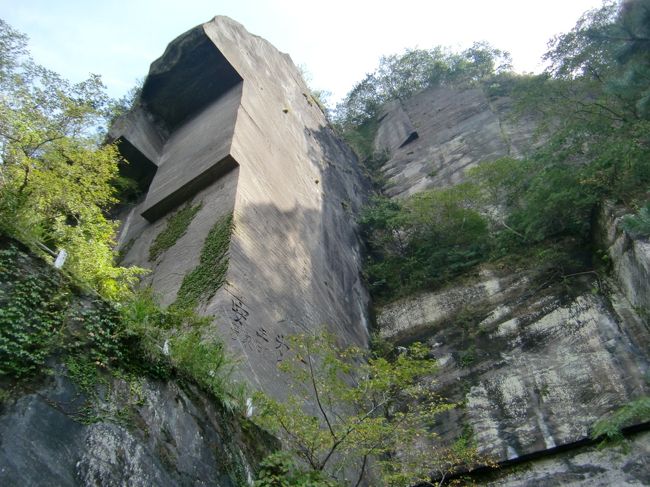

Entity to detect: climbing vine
[0,241,242,413]
[0,244,69,380]
[175,213,233,309]
[149,203,202,261]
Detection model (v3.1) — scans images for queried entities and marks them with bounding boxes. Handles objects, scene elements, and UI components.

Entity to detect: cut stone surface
[373,85,538,198]
[113,16,371,399]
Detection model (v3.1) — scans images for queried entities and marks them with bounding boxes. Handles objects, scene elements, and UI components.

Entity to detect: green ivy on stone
[175,213,233,310]
[149,203,202,261]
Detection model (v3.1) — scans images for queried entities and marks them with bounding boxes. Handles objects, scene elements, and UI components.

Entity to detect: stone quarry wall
[373,87,650,480]
[375,85,538,198]
[378,265,650,463]
[113,17,370,398]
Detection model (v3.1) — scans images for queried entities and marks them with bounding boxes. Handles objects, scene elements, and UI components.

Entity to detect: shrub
[622,203,650,238]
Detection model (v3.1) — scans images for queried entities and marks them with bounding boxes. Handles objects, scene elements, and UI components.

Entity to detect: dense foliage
[0,242,243,411]
[591,396,650,444]
[361,186,490,300]
[0,19,142,300]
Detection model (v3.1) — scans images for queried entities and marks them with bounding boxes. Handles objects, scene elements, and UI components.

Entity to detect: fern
[591,396,650,443]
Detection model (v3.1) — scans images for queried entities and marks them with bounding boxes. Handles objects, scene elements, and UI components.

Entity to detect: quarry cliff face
[374,88,650,483]
[112,16,371,398]
[374,85,538,199]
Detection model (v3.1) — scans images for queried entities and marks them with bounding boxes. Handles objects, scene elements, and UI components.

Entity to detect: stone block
[114,17,371,399]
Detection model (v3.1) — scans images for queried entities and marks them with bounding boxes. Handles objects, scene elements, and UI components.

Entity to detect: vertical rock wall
[374,85,538,198]
[114,17,370,398]
[372,87,650,476]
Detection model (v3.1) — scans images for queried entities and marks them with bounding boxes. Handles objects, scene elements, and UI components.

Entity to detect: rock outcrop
[374,85,650,479]
[374,85,538,198]
[112,16,371,399]
[0,371,275,486]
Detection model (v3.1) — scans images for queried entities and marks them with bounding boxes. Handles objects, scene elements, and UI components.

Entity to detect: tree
[360,184,490,301]
[0,19,143,299]
[465,0,650,257]
[535,0,650,198]
[253,332,466,486]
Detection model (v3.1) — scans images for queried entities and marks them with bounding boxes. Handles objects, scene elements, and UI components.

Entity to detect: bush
[361,185,490,301]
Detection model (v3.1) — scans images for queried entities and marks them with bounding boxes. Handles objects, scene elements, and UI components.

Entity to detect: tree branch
[318,394,391,470]
[306,343,337,441]
[354,454,369,487]
[277,415,318,470]
[498,219,526,241]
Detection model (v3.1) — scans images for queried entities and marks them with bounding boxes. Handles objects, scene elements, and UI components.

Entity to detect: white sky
[0,0,605,105]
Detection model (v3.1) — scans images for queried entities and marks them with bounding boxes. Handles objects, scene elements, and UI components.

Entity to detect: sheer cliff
[110,16,371,399]
[372,85,650,484]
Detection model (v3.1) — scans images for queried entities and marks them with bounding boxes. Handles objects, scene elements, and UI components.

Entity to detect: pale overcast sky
[0,0,605,104]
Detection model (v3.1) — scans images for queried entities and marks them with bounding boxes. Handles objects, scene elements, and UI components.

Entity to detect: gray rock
[0,370,274,486]
[373,85,538,198]
[374,84,650,478]
[113,16,371,400]
[374,99,418,153]
[377,269,650,463]
[483,430,650,486]
[601,202,650,312]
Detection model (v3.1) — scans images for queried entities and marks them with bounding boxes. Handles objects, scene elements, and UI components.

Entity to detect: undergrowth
[0,245,69,379]
[622,203,650,239]
[0,240,243,414]
[591,396,650,445]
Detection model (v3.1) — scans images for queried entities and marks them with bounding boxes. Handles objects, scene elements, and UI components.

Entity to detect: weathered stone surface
[114,17,370,399]
[601,202,650,312]
[373,99,418,153]
[373,83,650,479]
[373,86,538,198]
[0,370,274,486]
[377,268,527,342]
[377,269,650,463]
[482,430,650,486]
